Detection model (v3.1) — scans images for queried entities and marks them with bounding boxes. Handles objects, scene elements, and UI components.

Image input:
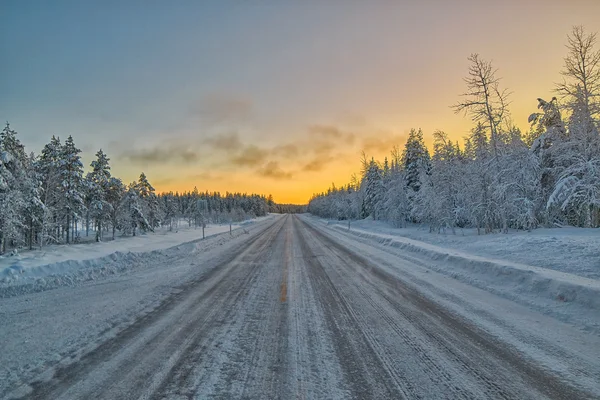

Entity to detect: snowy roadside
[305,215,600,332]
[0,215,275,297]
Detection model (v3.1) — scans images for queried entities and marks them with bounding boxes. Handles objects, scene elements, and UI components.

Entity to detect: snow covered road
[1,215,599,399]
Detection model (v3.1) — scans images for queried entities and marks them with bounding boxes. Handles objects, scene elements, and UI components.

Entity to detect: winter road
[2,215,599,399]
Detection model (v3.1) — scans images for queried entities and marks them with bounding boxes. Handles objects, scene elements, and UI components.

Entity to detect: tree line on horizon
[0,126,304,253]
[308,26,600,231]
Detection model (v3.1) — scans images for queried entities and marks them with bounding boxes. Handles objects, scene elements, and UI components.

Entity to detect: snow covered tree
[135,172,161,229]
[556,26,600,135]
[86,149,112,241]
[36,136,63,246]
[402,128,431,194]
[58,135,85,244]
[161,192,178,231]
[417,131,465,232]
[362,158,384,219]
[106,177,126,239]
[0,123,29,252]
[453,54,510,160]
[22,153,45,249]
[382,170,410,227]
[119,183,150,236]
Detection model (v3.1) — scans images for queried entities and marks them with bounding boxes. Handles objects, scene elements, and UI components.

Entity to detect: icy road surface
[1,215,599,399]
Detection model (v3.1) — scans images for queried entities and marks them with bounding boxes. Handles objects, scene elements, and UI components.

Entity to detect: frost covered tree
[416,131,465,232]
[556,26,600,135]
[22,152,45,249]
[161,192,178,231]
[452,54,510,160]
[402,128,431,194]
[119,183,150,236]
[362,159,384,219]
[0,123,29,252]
[106,177,126,239]
[86,149,112,241]
[36,136,63,246]
[135,172,161,229]
[58,135,85,243]
[401,128,431,222]
[543,26,600,227]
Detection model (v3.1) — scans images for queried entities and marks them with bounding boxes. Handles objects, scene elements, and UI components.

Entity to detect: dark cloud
[120,144,201,165]
[230,145,268,166]
[204,132,243,151]
[189,94,253,124]
[258,161,293,180]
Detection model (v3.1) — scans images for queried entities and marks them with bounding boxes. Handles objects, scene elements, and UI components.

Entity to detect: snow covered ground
[319,217,600,279]
[307,215,600,333]
[0,215,274,297]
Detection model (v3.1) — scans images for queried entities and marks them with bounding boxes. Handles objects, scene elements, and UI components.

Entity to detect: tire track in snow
[25,216,287,400]
[298,216,595,400]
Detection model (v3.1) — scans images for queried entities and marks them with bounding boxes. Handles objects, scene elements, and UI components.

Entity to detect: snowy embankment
[0,215,274,297]
[308,216,600,329]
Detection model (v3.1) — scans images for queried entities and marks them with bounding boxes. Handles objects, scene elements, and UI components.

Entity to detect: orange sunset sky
[2,1,600,203]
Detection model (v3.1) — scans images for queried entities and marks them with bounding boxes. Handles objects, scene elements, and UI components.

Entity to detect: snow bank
[330,220,600,279]
[311,218,600,316]
[0,215,273,297]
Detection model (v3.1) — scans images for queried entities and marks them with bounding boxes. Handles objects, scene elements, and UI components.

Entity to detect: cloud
[308,124,344,139]
[308,125,356,144]
[258,161,293,180]
[153,177,176,186]
[204,132,243,151]
[189,94,253,125]
[189,172,217,181]
[230,145,268,166]
[272,144,299,158]
[302,156,334,172]
[361,133,406,153]
[120,144,201,165]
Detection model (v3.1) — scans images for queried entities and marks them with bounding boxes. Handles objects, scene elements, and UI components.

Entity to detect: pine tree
[0,123,28,252]
[119,183,150,236]
[58,135,85,244]
[402,128,431,196]
[87,149,112,241]
[37,136,62,246]
[106,177,126,239]
[136,172,160,230]
[362,159,384,219]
